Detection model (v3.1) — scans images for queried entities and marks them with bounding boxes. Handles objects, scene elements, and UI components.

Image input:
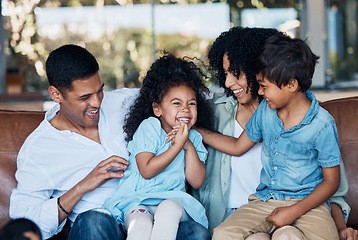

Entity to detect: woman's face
[223,53,253,104]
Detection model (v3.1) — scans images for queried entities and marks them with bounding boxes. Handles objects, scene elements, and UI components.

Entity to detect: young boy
[198,34,341,239]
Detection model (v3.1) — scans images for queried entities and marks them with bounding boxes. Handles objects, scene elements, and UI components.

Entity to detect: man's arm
[10,155,128,239]
[56,156,128,223]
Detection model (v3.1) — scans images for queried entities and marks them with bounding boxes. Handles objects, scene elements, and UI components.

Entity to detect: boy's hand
[266,206,299,227]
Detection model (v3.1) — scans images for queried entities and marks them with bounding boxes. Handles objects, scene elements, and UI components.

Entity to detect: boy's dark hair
[124,53,214,142]
[208,27,280,102]
[0,218,42,240]
[46,44,99,96]
[253,34,320,92]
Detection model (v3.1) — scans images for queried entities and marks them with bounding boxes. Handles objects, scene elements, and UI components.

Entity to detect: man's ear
[48,86,63,103]
[287,79,299,93]
[152,102,162,117]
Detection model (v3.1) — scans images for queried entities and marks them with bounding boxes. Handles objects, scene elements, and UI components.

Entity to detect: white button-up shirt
[10,88,138,239]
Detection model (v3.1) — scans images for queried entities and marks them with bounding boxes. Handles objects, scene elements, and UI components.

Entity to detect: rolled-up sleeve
[10,150,66,239]
[329,162,351,223]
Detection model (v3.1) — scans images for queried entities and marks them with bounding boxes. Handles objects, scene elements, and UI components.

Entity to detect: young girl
[103,54,213,240]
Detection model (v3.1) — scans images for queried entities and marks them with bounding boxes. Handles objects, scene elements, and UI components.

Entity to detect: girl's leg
[272,226,304,240]
[124,205,154,240]
[150,199,186,240]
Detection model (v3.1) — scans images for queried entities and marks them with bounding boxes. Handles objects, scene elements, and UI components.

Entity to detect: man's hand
[78,155,129,193]
[339,227,358,240]
[266,206,298,228]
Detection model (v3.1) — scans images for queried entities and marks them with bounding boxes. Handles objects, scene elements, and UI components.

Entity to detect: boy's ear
[152,102,162,117]
[48,86,63,103]
[287,79,299,92]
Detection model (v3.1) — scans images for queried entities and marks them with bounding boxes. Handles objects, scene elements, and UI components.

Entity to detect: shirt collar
[301,91,319,124]
[283,91,319,132]
[213,92,238,113]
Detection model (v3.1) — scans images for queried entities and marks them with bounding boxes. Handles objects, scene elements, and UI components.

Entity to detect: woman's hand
[339,227,358,240]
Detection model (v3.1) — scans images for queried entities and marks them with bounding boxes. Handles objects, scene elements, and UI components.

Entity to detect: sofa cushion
[0,110,44,228]
[321,96,358,229]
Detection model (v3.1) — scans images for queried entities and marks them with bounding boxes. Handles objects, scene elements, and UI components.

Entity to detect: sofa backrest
[0,110,44,228]
[321,96,358,228]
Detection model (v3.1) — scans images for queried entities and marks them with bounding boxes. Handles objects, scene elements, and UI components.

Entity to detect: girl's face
[223,53,253,105]
[153,85,198,133]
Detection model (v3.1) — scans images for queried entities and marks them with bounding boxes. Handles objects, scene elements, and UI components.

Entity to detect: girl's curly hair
[124,53,214,142]
[208,27,280,102]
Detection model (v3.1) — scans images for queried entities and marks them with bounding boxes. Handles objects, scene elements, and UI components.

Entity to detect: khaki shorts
[213,195,339,240]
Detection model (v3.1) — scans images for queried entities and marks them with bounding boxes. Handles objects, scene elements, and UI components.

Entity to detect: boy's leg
[150,199,185,240]
[272,226,304,240]
[294,202,339,240]
[68,208,126,240]
[124,205,153,240]
[245,233,271,240]
[212,195,276,240]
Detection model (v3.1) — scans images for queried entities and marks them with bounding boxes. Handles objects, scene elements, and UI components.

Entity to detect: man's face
[58,72,104,129]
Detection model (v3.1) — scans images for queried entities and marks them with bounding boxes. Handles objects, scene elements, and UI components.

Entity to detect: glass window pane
[328,0,358,85]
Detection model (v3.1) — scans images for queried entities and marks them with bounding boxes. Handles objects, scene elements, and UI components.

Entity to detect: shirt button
[274,166,277,170]
[275,152,278,155]
[271,181,275,185]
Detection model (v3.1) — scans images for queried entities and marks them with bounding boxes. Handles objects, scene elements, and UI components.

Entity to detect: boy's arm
[195,128,256,156]
[267,165,340,227]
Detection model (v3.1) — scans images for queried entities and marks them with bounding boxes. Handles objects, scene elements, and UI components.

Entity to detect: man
[9,44,211,240]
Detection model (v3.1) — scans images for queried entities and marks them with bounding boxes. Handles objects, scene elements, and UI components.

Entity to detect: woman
[192,26,355,240]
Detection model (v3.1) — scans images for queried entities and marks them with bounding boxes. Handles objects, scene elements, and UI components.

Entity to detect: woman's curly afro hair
[124,53,214,142]
[208,27,280,102]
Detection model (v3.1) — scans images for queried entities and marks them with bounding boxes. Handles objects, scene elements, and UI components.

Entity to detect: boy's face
[153,85,197,133]
[256,74,291,110]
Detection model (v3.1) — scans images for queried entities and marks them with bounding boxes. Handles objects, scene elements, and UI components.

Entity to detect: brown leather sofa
[0,96,357,239]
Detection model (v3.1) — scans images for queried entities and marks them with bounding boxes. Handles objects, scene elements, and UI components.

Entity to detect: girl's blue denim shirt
[246,91,341,201]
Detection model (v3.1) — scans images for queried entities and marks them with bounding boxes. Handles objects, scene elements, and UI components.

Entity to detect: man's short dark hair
[254,34,319,92]
[46,44,99,95]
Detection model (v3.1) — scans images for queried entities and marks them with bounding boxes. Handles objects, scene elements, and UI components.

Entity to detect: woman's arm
[331,203,358,240]
[266,165,340,227]
[196,127,256,156]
